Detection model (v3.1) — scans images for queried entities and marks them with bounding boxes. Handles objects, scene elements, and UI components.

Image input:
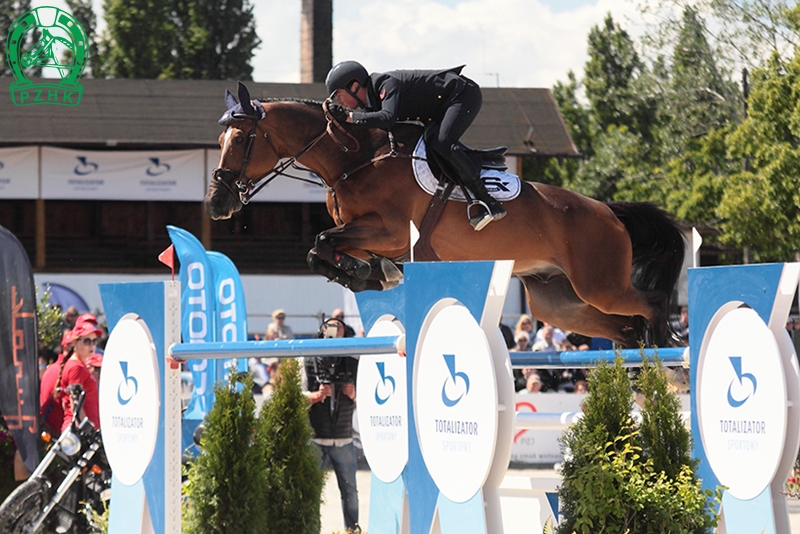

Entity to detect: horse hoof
[379,258,404,283]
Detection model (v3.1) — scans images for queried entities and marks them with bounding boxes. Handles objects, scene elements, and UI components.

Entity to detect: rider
[325,60,507,231]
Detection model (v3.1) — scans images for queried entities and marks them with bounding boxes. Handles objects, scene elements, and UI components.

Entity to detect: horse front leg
[314,213,406,288]
[307,248,385,292]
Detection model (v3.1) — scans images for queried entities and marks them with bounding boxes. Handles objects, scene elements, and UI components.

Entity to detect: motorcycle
[0,384,111,533]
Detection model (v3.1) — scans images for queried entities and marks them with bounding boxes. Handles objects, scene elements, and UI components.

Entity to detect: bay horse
[205,83,685,347]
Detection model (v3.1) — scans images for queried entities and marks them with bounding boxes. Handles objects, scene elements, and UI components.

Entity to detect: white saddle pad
[411,137,521,202]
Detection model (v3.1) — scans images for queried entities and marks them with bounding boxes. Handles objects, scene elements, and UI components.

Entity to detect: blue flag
[207,251,248,379]
[166,226,216,421]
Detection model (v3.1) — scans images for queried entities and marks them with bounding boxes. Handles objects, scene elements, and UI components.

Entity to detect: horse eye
[233,135,244,145]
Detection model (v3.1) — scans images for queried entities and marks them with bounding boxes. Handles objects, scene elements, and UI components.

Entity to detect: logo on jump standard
[6,6,87,106]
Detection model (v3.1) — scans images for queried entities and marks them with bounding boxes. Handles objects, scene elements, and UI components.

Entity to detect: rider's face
[334,89,358,109]
[334,82,365,109]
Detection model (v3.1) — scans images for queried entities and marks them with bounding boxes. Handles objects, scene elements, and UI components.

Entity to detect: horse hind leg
[520,274,642,347]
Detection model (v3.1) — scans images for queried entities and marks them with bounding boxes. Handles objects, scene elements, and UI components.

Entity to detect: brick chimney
[300,0,333,84]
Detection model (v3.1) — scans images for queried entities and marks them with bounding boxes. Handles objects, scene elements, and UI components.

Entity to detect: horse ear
[224,89,237,109]
[237,81,254,115]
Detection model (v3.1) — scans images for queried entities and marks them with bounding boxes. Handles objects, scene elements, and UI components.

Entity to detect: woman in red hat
[52,319,103,432]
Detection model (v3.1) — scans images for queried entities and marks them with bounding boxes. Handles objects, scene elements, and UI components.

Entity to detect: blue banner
[166,226,216,421]
[207,251,248,379]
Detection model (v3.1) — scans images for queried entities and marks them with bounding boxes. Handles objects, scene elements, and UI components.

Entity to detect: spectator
[62,306,79,332]
[513,332,529,352]
[566,332,591,351]
[532,321,567,347]
[56,318,103,432]
[331,308,356,338]
[574,380,589,394]
[515,314,534,347]
[531,324,560,352]
[510,331,529,391]
[40,330,74,435]
[249,358,269,395]
[266,309,294,340]
[496,322,512,350]
[671,306,689,346]
[523,372,542,394]
[86,351,103,383]
[302,319,360,532]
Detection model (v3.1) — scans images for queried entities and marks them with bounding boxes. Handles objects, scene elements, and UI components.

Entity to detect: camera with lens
[311,318,357,385]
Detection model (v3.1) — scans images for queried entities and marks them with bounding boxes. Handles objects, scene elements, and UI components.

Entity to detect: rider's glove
[328,104,350,124]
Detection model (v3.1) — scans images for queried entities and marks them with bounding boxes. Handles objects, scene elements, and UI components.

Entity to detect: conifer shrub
[184,370,268,534]
[556,354,721,534]
[260,358,325,534]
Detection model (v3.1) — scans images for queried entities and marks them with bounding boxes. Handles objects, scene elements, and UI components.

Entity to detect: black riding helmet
[326,61,368,106]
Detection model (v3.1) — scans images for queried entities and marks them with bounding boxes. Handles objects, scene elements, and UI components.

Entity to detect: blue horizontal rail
[169,336,401,361]
[169,335,689,368]
[508,347,688,369]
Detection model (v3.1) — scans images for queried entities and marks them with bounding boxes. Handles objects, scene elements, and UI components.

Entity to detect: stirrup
[467,200,506,231]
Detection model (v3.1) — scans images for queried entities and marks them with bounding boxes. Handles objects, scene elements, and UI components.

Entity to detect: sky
[29,0,646,90]
[252,0,643,89]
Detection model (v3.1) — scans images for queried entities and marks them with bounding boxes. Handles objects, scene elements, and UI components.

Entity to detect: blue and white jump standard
[97,260,800,534]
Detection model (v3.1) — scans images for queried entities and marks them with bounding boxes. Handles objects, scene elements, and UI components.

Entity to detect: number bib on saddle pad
[411,137,521,202]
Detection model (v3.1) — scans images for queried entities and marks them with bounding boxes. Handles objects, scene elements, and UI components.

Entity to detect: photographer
[302,318,360,532]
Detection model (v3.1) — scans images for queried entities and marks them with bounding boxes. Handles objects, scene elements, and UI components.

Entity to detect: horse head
[205,82,275,220]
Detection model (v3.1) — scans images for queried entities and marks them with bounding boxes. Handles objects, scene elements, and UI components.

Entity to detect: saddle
[389,124,513,262]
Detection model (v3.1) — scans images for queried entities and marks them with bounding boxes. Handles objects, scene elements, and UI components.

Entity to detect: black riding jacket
[350,66,467,130]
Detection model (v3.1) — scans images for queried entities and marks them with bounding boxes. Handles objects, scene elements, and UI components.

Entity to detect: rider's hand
[342,383,356,400]
[328,104,350,124]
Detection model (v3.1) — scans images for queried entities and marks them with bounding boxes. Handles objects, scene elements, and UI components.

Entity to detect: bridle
[212,112,327,205]
[211,99,421,222]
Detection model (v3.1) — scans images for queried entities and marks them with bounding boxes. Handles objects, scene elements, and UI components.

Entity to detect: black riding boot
[449,146,507,231]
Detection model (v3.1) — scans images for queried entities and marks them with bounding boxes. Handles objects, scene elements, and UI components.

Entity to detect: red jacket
[59,357,100,432]
[39,353,67,435]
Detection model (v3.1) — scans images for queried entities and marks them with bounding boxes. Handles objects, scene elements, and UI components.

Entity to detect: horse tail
[606,201,685,301]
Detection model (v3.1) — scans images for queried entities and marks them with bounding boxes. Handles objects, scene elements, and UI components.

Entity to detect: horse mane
[261,97,324,111]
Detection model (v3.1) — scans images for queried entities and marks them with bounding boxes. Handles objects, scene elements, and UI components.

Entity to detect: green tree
[722,51,800,261]
[64,0,102,77]
[556,355,720,534]
[166,0,260,80]
[662,8,739,156]
[584,14,657,142]
[637,357,694,479]
[626,8,739,223]
[556,14,661,201]
[102,0,259,79]
[637,0,798,71]
[0,0,33,77]
[101,0,176,78]
[184,370,269,534]
[36,287,64,353]
[260,358,325,534]
[536,71,592,188]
